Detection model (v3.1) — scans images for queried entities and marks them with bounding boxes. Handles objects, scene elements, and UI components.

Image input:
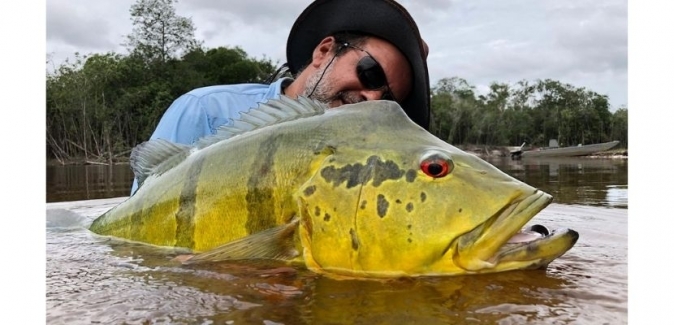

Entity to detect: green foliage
[173,47,276,91]
[610,107,628,147]
[125,0,201,64]
[430,77,481,144]
[46,0,627,163]
[428,78,627,149]
[46,0,278,163]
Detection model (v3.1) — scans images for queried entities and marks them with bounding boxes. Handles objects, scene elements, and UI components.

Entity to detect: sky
[45,0,628,110]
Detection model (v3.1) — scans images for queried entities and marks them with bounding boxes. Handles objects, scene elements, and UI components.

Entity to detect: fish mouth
[490,225,579,270]
[450,190,579,272]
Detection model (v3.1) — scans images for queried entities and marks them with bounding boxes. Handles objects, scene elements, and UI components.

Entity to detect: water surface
[46,157,627,324]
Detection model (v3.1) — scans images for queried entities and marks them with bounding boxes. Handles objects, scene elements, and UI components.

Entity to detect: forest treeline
[429,77,627,150]
[46,0,627,164]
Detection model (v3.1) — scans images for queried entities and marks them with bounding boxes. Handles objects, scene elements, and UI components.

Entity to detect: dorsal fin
[130,96,327,190]
[130,139,191,188]
[195,95,327,149]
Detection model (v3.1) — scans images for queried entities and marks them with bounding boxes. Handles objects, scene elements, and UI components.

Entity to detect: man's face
[301,37,413,108]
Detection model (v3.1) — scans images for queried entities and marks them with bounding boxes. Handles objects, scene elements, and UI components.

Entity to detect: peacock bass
[89,96,578,278]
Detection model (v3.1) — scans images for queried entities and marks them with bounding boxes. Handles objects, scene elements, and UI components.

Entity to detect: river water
[46,156,628,324]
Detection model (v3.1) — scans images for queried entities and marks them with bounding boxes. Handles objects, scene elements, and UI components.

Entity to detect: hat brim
[286,0,431,129]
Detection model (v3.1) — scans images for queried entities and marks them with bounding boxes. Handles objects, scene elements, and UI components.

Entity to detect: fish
[89,96,579,278]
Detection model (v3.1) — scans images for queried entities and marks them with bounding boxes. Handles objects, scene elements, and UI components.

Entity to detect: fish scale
[90,96,578,278]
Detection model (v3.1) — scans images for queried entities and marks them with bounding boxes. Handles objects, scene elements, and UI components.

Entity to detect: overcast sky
[46,0,627,110]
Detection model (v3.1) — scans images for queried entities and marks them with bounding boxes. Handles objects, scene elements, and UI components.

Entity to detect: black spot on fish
[396,199,402,204]
[314,206,321,217]
[459,208,463,213]
[369,156,405,186]
[324,213,331,222]
[377,194,389,218]
[350,228,359,250]
[320,163,367,188]
[420,192,427,202]
[407,224,412,229]
[406,202,414,212]
[406,169,417,182]
[408,238,412,243]
[303,185,316,197]
[320,155,406,188]
[360,200,367,210]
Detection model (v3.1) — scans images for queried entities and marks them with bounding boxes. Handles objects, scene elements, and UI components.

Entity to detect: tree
[125,0,201,64]
[477,82,511,144]
[426,77,626,149]
[611,107,628,147]
[429,77,479,144]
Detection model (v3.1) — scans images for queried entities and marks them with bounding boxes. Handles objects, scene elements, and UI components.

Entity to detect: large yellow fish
[90,96,578,278]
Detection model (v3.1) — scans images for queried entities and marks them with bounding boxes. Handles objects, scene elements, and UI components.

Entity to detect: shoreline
[455,145,628,160]
[47,146,628,166]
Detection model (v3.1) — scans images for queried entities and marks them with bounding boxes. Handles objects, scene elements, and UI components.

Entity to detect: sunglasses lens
[356,56,388,90]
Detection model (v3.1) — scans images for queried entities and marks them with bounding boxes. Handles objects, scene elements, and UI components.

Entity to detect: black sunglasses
[341,43,397,102]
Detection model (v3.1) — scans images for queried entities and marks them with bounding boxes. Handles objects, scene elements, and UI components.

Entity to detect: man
[131,0,431,194]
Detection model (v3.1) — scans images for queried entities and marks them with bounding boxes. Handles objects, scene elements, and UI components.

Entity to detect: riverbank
[455,145,628,160]
[47,145,628,166]
[46,157,130,167]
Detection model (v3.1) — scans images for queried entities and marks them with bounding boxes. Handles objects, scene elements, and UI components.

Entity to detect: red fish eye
[420,158,453,178]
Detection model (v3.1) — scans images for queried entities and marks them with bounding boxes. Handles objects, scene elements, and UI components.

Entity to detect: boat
[515,139,620,158]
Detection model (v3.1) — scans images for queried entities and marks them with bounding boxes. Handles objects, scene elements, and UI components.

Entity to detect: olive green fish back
[89,98,419,252]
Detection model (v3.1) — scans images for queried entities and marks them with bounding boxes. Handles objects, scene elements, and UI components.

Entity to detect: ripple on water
[46,228,260,324]
[46,200,627,324]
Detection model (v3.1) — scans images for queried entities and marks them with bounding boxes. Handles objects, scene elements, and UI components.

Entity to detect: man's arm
[128,81,286,195]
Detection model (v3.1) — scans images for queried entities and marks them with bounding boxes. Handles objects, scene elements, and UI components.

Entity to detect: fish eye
[419,151,454,178]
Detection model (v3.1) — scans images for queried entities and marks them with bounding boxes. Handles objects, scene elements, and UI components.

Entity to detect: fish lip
[492,228,580,264]
[450,189,553,271]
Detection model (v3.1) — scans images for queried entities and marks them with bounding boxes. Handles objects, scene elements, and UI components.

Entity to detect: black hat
[286,0,431,130]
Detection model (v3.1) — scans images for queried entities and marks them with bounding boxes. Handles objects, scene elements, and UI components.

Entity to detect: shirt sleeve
[128,80,287,195]
[149,94,211,144]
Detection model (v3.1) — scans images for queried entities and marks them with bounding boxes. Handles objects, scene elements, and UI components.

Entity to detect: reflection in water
[488,157,628,208]
[46,157,628,324]
[46,164,134,202]
[301,271,573,324]
[47,157,628,209]
[606,185,628,208]
[47,198,627,324]
[46,226,579,324]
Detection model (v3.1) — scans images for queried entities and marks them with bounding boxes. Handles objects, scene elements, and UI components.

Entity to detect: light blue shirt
[130,78,291,194]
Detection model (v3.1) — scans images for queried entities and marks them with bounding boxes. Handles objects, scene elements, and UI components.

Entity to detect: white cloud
[45,0,627,109]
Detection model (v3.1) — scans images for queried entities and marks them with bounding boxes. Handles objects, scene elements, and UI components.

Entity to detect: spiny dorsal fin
[130,96,327,190]
[195,95,327,149]
[130,139,191,188]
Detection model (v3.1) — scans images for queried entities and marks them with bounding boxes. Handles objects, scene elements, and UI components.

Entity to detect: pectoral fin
[183,219,300,264]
